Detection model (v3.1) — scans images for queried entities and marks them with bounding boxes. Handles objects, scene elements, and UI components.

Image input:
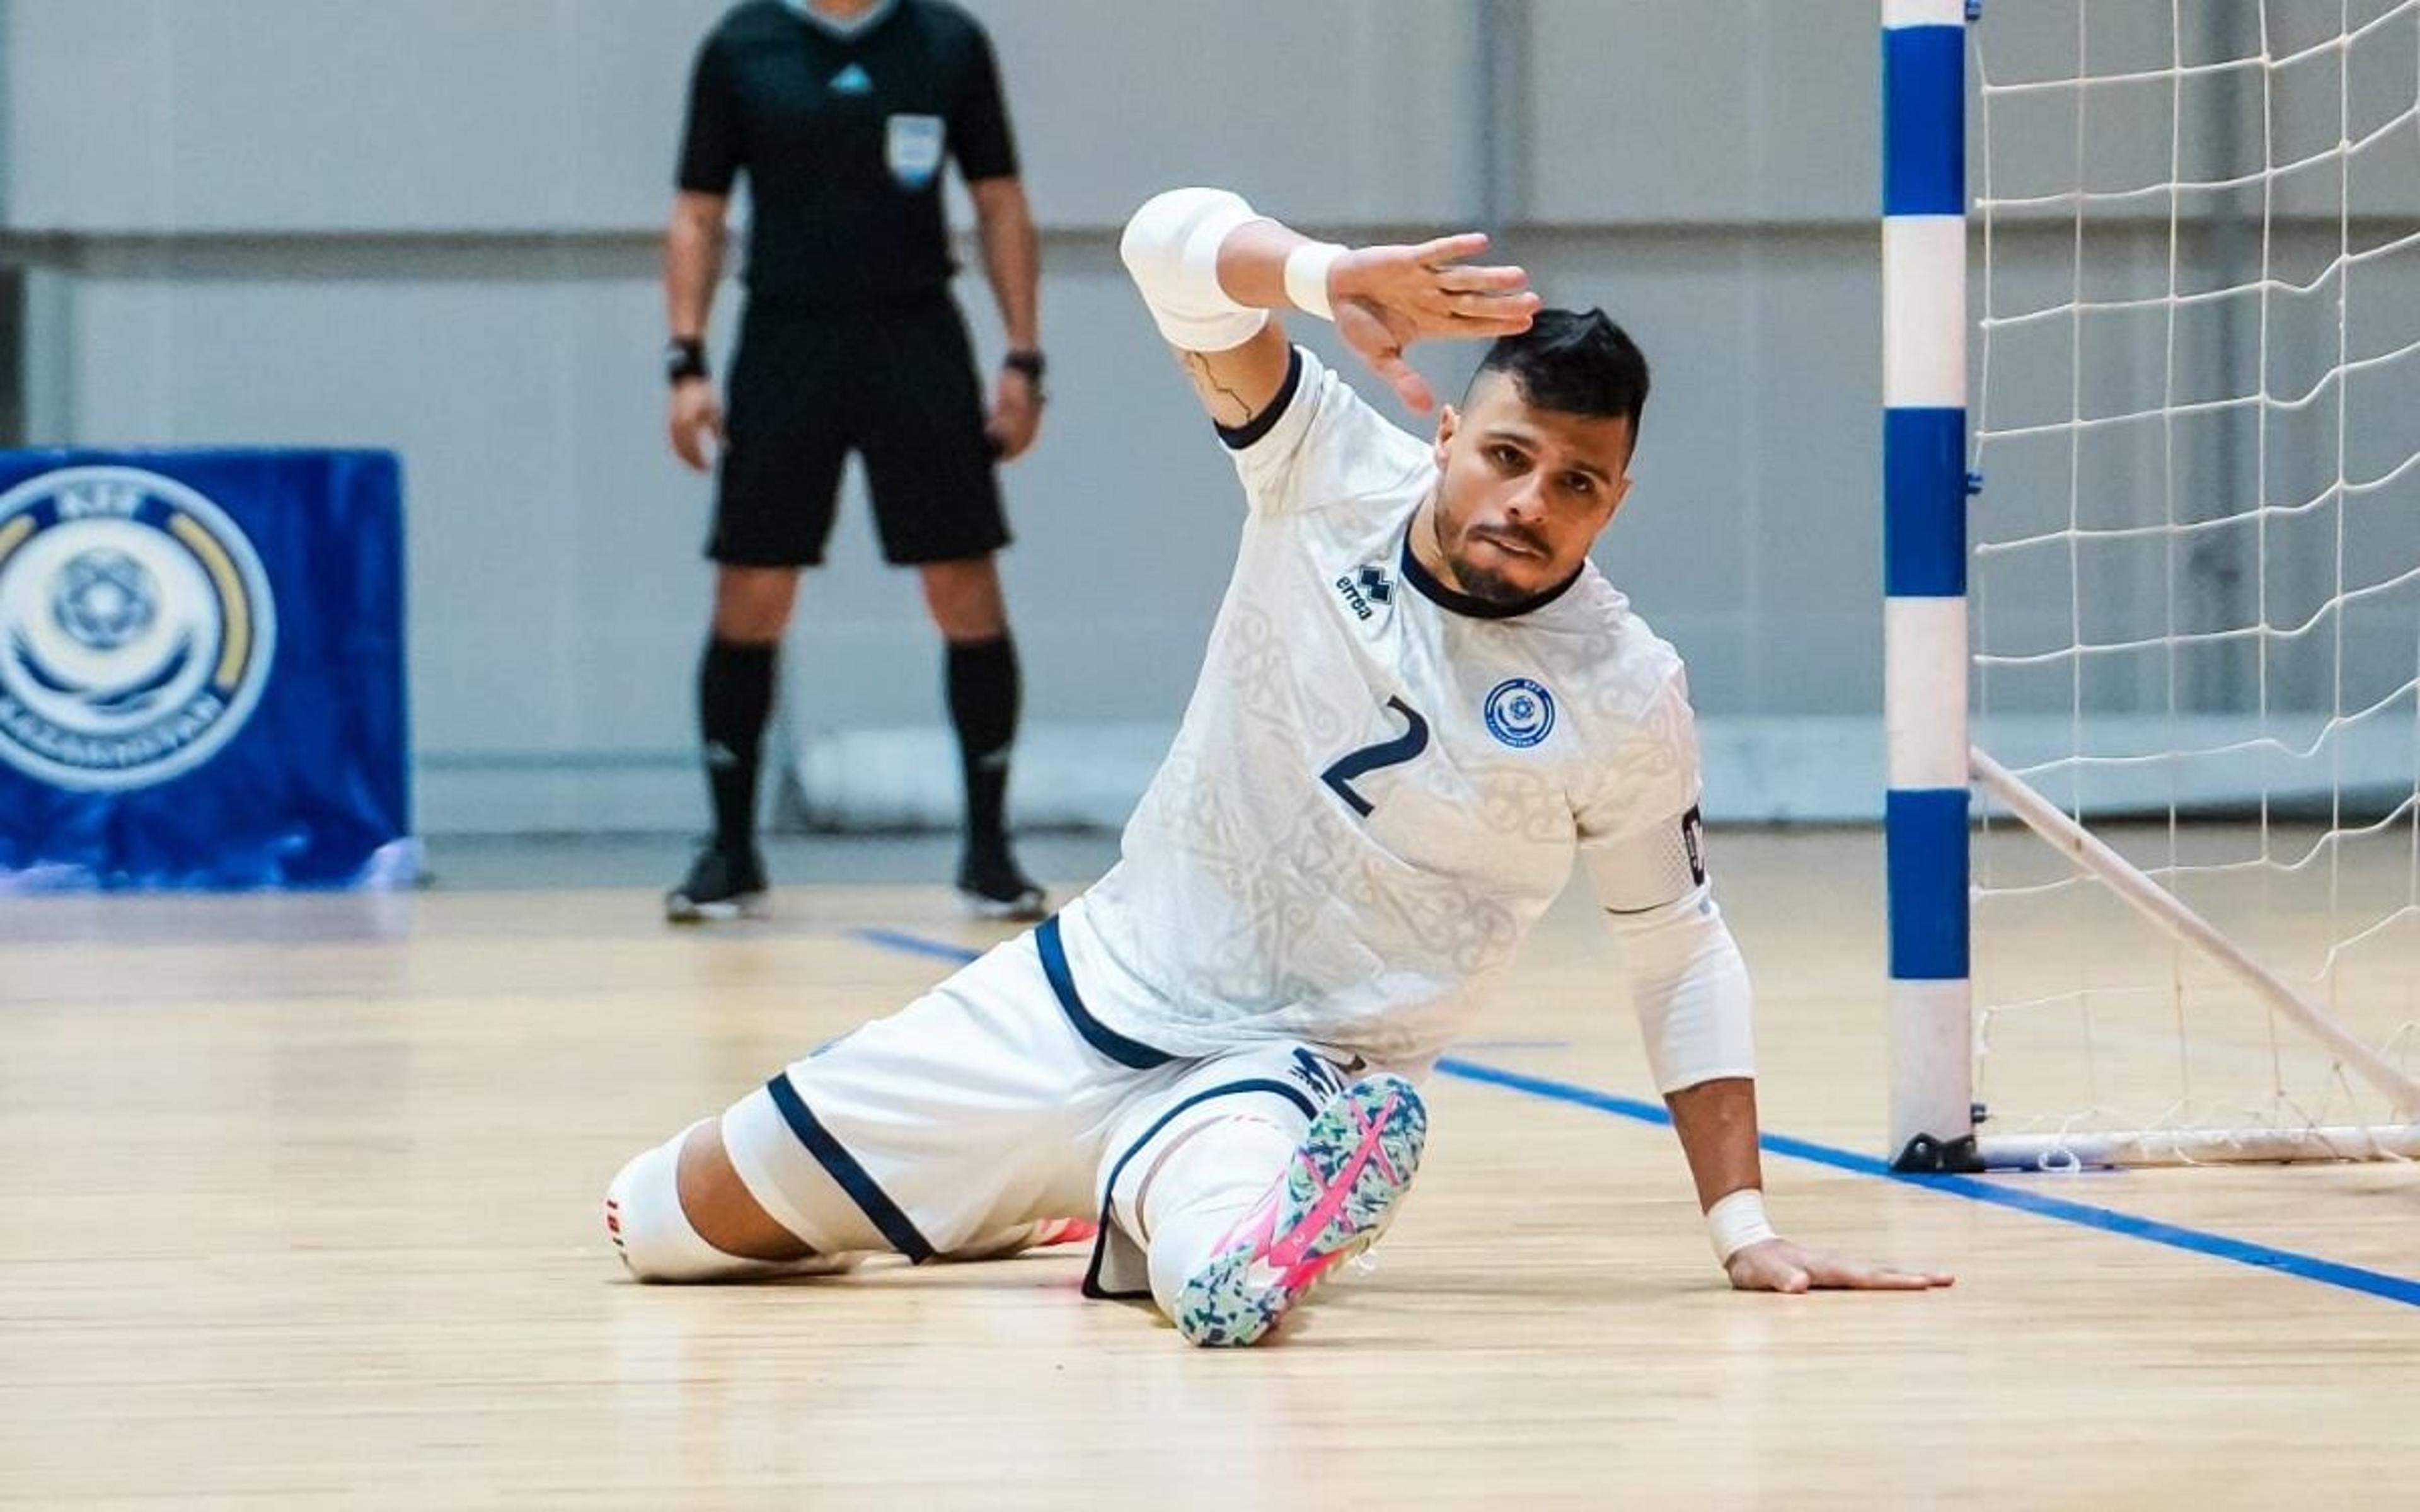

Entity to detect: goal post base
[1977,1126,2420,1171]
[1890,1131,1985,1173]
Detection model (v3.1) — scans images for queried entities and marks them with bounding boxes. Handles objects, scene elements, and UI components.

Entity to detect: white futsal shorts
[718,917,1378,1298]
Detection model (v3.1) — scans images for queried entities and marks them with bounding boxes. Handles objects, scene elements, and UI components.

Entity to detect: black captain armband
[664,338,710,387]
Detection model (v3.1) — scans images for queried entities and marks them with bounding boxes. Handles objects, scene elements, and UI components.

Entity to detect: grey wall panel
[1529,0,1874,226]
[7,1,175,231]
[563,1,747,231]
[993,0,1487,229]
[15,2,2398,830]
[6,0,1482,236]
[9,0,727,234]
[0,0,13,224]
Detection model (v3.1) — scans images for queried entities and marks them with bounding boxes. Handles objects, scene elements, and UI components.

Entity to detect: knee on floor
[606,1120,822,1282]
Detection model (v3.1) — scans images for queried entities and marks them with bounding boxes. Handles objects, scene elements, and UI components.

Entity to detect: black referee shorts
[710,292,1009,568]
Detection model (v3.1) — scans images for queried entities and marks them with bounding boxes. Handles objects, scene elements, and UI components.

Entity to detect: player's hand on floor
[986,366,1042,462]
[1724,1237,1955,1293]
[1330,234,1543,413]
[669,378,726,472]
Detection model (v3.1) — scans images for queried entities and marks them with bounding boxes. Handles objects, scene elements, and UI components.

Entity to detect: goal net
[1891,0,2420,1167]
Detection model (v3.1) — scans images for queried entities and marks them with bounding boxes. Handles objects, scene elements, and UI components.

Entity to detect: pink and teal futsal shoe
[1173,1073,1427,1347]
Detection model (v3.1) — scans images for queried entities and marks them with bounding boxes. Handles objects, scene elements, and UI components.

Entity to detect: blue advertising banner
[0,450,415,890]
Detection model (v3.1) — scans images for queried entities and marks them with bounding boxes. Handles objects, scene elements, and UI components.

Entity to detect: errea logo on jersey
[1332,563,1394,623]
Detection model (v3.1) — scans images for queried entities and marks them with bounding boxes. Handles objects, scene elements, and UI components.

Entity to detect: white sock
[1135,1114,1296,1317]
[605,1121,853,1283]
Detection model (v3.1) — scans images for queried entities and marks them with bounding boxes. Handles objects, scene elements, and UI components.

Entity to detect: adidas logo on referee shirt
[829,63,873,95]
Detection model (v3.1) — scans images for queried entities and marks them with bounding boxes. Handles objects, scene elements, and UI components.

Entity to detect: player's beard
[1445,522,1555,606]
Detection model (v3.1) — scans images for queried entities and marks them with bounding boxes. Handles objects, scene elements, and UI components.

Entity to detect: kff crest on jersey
[1484,677,1556,748]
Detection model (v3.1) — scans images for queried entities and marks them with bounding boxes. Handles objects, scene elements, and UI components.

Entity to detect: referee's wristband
[1707,1188,1777,1265]
[1003,348,1047,403]
[665,338,709,387]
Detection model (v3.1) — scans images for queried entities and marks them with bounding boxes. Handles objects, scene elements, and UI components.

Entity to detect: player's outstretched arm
[1666,1076,1956,1293]
[1119,186,1540,427]
[1589,823,1952,1293]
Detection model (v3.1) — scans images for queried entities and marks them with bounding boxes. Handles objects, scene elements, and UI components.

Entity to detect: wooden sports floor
[3,829,2412,1509]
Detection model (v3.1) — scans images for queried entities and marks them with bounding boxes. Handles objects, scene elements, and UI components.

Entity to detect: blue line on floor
[848,927,990,965]
[850,925,2420,1310]
[1434,1057,2419,1309]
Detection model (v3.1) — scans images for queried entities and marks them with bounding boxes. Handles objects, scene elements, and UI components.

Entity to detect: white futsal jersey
[1059,348,1703,1069]
[1056,346,1706,1067]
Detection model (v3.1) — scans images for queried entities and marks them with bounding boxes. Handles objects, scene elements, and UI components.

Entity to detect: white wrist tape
[1282,241,1347,321]
[1706,1188,1777,1264]
[1119,186,1272,353]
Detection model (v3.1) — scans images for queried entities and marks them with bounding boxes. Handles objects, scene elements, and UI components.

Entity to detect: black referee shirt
[678,0,1019,307]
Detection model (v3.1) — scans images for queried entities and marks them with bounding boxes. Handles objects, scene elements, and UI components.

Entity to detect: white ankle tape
[606,1121,789,1283]
[1706,1188,1777,1264]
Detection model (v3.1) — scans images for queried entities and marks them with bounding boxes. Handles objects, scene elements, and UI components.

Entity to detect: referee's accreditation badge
[885,113,945,190]
[0,466,277,791]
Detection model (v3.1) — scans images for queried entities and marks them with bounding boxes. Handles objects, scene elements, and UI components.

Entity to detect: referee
[662,0,1047,924]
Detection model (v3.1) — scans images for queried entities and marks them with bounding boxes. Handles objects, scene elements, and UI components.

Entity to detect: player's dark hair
[1473,307,1650,432]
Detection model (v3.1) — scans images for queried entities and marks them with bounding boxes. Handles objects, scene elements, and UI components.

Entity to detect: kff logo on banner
[0,466,278,791]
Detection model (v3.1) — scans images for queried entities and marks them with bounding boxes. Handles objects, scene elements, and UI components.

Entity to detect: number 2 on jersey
[1320,696,1431,818]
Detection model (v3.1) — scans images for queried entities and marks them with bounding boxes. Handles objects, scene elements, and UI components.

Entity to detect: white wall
[8,1,2402,830]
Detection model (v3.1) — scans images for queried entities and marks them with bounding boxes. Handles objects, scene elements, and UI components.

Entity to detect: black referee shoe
[666,842,769,924]
[957,843,1046,922]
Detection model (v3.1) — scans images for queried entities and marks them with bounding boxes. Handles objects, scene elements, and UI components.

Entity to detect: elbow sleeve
[1118,187,1272,352]
[1601,886,1756,1094]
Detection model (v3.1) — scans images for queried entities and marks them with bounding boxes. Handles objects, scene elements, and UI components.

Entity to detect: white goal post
[1882,0,2420,1170]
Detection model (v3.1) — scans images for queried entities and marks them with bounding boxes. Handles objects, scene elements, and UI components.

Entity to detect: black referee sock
[700,638,778,856]
[946,634,1021,854]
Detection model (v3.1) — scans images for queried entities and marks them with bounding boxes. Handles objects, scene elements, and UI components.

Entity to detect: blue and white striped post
[1882,0,1978,1171]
